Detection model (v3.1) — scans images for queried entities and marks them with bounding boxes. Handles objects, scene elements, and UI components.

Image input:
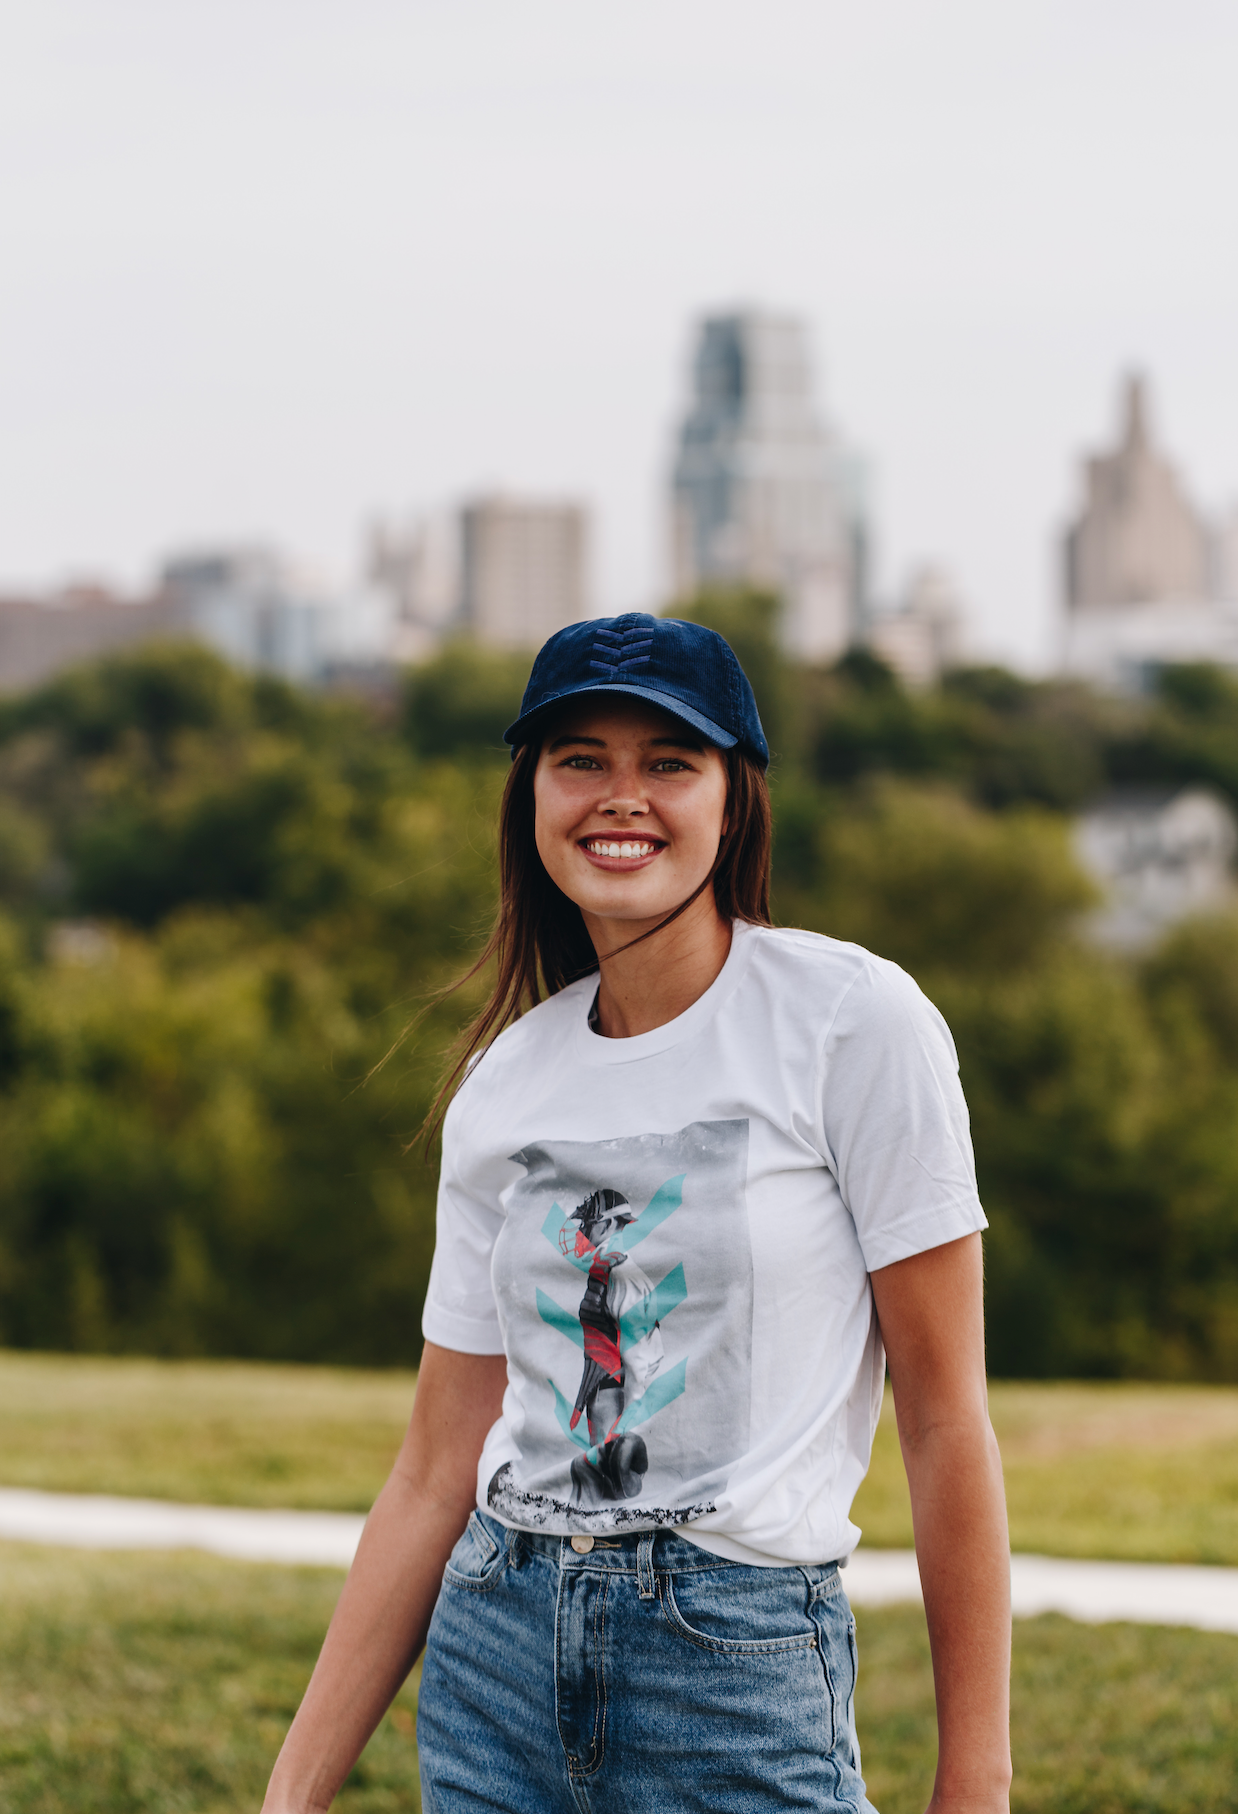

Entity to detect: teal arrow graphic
[616,1358,688,1433]
[619,1263,687,1347]
[623,1175,685,1248]
[537,1287,583,1349]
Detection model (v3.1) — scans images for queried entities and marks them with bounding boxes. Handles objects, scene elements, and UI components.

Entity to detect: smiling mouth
[581,838,663,860]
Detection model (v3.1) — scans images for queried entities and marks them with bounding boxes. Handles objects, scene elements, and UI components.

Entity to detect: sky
[2,0,1237,670]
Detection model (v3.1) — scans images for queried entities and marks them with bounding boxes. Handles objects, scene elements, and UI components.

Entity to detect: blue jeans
[418,1509,877,1813]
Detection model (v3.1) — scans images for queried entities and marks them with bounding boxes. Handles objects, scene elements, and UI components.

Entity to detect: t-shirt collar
[572,919,758,1065]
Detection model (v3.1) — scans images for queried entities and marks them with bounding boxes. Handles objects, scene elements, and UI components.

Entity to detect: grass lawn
[853,1380,1238,1565]
[5,1350,1238,1564]
[860,1599,1238,1814]
[0,1350,414,1511]
[3,1543,1237,1814]
[0,1545,420,1814]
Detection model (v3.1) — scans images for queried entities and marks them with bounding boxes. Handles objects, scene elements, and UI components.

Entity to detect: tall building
[1062,374,1238,688]
[162,549,323,682]
[1214,505,1238,603]
[459,496,589,648]
[671,311,862,662]
[162,548,396,684]
[0,585,176,693]
[1065,374,1210,609]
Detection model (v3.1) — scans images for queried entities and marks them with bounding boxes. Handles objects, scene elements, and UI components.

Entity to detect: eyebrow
[546,732,705,753]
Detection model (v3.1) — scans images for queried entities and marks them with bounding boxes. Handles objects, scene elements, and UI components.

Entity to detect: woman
[263,613,1012,1814]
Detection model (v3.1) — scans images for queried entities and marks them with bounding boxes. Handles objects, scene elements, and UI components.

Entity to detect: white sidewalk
[842,1545,1238,1635]
[3,1487,1238,1635]
[0,1487,364,1568]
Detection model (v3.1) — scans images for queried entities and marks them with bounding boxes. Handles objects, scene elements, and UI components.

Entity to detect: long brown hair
[414,734,773,1143]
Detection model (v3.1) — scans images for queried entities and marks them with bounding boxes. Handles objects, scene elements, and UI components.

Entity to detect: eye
[651,758,691,773]
[561,754,602,770]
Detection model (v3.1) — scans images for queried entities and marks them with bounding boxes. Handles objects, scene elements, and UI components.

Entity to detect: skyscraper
[1065,374,1210,610]
[1061,374,1238,688]
[459,496,590,649]
[671,312,862,661]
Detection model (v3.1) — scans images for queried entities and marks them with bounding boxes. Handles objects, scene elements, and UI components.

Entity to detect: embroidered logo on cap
[589,617,654,675]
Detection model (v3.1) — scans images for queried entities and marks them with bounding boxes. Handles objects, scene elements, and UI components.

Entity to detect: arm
[262,1342,508,1814]
[869,1232,1011,1814]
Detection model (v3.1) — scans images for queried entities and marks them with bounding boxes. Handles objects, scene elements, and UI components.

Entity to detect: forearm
[871,1235,1011,1814]
[263,1466,471,1814]
[902,1413,1012,1812]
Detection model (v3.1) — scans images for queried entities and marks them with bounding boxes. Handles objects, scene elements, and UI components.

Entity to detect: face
[533,696,729,931]
[576,1207,626,1252]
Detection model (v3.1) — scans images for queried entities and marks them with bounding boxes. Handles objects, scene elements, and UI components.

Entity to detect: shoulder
[741,922,920,1011]
[447,974,595,1116]
[739,923,951,1051]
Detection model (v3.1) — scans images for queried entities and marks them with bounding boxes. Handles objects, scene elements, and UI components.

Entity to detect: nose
[598,764,649,820]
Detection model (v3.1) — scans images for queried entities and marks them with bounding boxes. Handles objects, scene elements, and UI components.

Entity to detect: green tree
[1107,663,1238,806]
[773,780,1095,978]
[401,641,531,761]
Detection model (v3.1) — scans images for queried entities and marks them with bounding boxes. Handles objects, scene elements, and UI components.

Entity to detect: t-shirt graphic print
[486,1118,752,1535]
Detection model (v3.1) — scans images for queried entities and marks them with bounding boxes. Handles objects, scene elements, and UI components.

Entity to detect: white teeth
[586,839,656,859]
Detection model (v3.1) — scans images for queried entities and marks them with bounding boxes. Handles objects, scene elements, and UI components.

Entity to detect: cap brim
[504,681,739,754]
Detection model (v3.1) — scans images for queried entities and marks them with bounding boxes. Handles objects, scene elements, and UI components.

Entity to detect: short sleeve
[818,959,987,1274]
[420,1083,506,1354]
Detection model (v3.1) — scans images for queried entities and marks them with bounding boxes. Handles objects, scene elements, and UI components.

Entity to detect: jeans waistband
[483,1512,841,1586]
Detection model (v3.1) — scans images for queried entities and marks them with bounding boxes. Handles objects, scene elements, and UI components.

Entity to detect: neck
[582,889,733,1038]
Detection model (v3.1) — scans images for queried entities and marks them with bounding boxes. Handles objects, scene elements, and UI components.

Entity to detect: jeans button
[570,1535,594,1554]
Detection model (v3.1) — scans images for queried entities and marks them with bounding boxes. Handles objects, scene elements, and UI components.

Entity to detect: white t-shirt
[422,921,987,1567]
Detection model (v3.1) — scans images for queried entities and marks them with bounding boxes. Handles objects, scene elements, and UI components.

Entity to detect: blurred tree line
[1,610,1237,1378]
[0,649,500,1363]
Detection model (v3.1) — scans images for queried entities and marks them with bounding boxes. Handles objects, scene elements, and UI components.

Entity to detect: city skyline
[5,347,1236,695]
[3,3,1238,673]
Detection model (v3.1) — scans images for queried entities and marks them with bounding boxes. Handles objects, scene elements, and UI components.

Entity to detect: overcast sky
[2,0,1236,669]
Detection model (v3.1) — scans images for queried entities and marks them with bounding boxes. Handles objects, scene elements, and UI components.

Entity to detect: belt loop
[636,1532,656,1600]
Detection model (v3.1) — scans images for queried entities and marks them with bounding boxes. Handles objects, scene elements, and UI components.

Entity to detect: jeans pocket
[659,1564,820,1655]
[808,1585,858,1753]
[443,1510,508,1592]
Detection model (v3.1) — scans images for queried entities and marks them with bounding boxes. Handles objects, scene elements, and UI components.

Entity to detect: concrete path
[0,1487,365,1568]
[3,1487,1238,1635]
[842,1545,1238,1636]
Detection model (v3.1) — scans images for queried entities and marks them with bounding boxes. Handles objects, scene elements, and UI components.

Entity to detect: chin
[594,893,676,923]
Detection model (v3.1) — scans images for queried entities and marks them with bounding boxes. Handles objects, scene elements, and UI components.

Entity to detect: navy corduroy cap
[503,613,769,769]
